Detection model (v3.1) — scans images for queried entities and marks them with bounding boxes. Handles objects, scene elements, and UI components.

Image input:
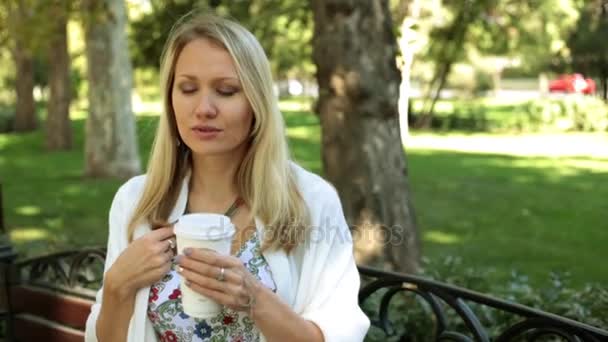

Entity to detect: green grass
[1,99,607,290]
[0,116,156,254]
[410,149,608,288]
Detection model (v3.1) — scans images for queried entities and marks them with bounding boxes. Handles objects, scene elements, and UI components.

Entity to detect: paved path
[405,133,608,159]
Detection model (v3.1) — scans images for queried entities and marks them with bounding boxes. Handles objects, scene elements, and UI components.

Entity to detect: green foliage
[412,0,581,100]
[473,71,493,95]
[70,64,86,101]
[410,96,608,132]
[523,97,608,131]
[0,50,15,105]
[566,0,608,98]
[0,0,78,114]
[129,0,313,78]
[133,68,161,102]
[129,0,206,70]
[0,103,14,133]
[425,0,496,63]
[467,0,579,74]
[1,0,74,59]
[362,257,608,341]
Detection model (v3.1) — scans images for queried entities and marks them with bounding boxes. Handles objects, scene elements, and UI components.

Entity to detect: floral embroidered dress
[147,230,276,342]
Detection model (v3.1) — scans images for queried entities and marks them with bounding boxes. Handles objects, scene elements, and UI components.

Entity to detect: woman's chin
[189,147,241,159]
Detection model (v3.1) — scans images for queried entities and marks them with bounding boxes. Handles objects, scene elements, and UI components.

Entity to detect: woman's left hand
[176,248,261,313]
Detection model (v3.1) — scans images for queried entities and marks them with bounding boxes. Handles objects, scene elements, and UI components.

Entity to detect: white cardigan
[84,163,370,342]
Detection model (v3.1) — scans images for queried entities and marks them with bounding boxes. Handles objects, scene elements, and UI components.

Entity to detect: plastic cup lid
[174,213,235,240]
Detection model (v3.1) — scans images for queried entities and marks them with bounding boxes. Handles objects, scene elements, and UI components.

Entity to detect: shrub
[522,96,608,132]
[410,96,608,133]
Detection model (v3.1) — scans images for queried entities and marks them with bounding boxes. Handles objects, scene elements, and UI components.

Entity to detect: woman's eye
[217,87,237,96]
[180,87,197,94]
[177,83,197,94]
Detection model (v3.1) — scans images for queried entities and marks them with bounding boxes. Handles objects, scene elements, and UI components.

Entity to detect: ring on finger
[216,267,226,282]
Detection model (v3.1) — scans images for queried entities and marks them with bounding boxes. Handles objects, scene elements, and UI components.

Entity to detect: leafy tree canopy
[129,0,314,78]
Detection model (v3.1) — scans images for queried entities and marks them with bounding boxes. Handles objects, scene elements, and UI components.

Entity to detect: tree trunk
[10,1,37,132]
[416,0,475,128]
[418,60,453,128]
[12,43,37,132]
[599,1,607,102]
[601,69,607,101]
[394,0,418,144]
[311,0,420,273]
[82,0,141,178]
[46,0,72,150]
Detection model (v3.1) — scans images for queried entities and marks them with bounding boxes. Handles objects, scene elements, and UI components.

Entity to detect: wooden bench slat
[12,285,94,330]
[14,313,85,342]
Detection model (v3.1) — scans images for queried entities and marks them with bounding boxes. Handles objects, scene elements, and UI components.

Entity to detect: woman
[85,13,369,342]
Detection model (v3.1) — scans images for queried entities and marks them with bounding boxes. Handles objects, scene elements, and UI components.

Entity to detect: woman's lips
[191,126,223,140]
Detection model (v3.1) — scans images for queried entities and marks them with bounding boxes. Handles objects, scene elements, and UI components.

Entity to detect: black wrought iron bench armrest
[358,265,608,341]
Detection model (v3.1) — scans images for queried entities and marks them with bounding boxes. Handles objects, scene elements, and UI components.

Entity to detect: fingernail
[174,255,183,264]
[184,248,192,256]
[178,266,184,273]
[185,280,191,287]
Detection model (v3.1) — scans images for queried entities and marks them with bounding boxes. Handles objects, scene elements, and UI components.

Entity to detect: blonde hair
[127,13,309,252]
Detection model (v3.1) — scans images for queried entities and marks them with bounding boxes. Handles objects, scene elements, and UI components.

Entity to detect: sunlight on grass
[15,205,41,216]
[70,106,88,120]
[465,156,608,175]
[44,217,64,229]
[10,227,49,242]
[287,126,319,140]
[406,133,608,160]
[279,98,313,111]
[0,135,10,148]
[62,184,84,195]
[561,159,608,171]
[412,99,454,113]
[424,230,462,244]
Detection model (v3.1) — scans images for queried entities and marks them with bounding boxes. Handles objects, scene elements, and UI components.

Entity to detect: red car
[549,73,596,94]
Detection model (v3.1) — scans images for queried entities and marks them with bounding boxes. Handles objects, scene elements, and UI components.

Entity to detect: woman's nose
[194,93,218,119]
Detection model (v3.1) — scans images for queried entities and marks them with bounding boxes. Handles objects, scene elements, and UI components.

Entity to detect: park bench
[9,248,104,342]
[3,248,607,342]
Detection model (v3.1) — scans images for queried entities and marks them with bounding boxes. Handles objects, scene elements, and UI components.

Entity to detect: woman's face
[172,38,253,158]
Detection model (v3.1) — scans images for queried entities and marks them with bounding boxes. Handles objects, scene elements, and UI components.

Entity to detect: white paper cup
[174,213,235,318]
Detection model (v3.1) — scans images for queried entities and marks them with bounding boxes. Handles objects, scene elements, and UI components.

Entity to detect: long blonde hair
[127,13,309,253]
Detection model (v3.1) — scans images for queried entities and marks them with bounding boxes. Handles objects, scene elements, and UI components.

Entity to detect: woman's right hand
[104,227,175,299]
